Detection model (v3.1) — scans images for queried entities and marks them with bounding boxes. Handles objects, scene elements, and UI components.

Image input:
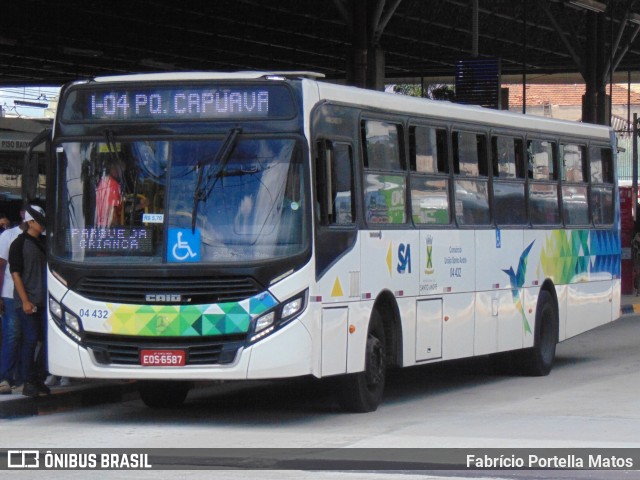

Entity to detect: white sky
[0,86,60,118]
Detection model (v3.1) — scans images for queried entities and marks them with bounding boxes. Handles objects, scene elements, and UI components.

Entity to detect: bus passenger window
[590,146,613,184]
[411,177,450,225]
[315,141,355,225]
[560,143,589,226]
[492,136,524,179]
[561,144,587,182]
[362,120,403,170]
[527,139,560,226]
[590,146,614,226]
[365,173,406,224]
[362,120,407,225]
[453,131,487,176]
[410,126,448,174]
[527,139,556,180]
[410,126,450,226]
[491,136,526,225]
[453,131,490,226]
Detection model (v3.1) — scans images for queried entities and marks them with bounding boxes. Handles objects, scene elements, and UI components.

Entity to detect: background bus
[26,72,620,411]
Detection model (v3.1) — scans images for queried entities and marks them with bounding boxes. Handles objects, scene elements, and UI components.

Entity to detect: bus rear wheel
[490,290,558,376]
[336,314,386,413]
[138,381,191,408]
[521,289,558,376]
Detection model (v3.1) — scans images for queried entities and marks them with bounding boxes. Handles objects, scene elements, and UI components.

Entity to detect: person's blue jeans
[17,307,46,385]
[0,297,22,385]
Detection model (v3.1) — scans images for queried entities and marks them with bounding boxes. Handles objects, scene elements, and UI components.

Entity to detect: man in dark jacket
[9,205,49,397]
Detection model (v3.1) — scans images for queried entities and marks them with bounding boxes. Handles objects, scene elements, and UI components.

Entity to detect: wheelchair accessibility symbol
[168,228,201,262]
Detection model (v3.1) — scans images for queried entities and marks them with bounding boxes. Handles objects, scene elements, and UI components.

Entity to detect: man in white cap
[9,205,49,397]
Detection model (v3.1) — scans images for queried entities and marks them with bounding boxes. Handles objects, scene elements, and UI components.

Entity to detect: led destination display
[67,227,154,255]
[61,84,295,122]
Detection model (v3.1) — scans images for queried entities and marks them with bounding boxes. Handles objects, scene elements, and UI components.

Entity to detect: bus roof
[314,81,613,141]
[92,71,325,83]
[84,71,612,142]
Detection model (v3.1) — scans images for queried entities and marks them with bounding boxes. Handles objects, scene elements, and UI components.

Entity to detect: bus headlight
[249,290,307,344]
[64,311,81,333]
[282,297,303,319]
[49,297,63,320]
[255,311,276,333]
[49,296,84,344]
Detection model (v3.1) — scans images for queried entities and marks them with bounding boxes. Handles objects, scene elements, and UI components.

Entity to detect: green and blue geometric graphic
[539,229,620,283]
[105,292,277,337]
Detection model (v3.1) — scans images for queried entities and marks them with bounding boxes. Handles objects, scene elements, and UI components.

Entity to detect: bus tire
[520,289,558,376]
[138,381,190,408]
[336,313,386,413]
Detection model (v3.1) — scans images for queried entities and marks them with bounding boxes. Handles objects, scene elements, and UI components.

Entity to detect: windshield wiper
[191,127,241,232]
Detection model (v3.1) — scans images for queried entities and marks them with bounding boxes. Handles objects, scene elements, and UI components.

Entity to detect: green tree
[390,83,455,101]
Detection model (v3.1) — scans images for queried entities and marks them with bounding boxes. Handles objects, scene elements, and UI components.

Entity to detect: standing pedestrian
[9,205,49,397]
[0,211,25,394]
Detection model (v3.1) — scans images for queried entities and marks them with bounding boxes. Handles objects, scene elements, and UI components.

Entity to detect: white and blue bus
[27,72,620,411]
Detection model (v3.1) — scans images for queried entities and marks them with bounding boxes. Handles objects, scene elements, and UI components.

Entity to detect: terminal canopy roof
[2,0,640,86]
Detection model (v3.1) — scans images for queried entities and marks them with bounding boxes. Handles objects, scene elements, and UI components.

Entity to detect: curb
[0,381,139,419]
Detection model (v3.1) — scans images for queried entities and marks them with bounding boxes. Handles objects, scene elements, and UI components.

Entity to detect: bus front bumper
[48,318,314,381]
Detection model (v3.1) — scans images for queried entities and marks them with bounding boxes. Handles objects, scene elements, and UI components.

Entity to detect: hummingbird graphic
[502,241,535,335]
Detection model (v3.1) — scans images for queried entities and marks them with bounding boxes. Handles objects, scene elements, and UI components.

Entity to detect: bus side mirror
[22,128,51,204]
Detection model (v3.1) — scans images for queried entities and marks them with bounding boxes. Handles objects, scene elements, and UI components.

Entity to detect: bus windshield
[54,136,307,264]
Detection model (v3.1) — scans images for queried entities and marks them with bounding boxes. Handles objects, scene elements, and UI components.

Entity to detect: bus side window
[409,125,451,226]
[316,140,355,225]
[491,136,526,225]
[453,131,490,226]
[560,143,589,226]
[590,146,614,226]
[362,120,406,225]
[527,139,560,226]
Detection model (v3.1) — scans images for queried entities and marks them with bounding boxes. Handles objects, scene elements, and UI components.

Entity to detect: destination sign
[61,84,295,122]
[68,227,154,255]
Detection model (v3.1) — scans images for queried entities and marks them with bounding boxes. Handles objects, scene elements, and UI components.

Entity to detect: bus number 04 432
[79,309,110,319]
[450,267,462,278]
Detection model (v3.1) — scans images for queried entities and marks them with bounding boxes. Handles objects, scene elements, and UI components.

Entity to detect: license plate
[140,350,186,366]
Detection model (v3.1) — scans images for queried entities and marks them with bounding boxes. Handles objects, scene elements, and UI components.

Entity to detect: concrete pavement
[1,295,638,419]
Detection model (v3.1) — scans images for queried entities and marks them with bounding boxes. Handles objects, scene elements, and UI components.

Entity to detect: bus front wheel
[336,313,387,413]
[138,381,191,408]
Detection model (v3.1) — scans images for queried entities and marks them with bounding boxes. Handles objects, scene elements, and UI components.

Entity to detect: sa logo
[397,243,412,274]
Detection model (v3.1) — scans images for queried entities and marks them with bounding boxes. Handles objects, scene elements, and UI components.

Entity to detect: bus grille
[74,276,262,304]
[84,333,245,366]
